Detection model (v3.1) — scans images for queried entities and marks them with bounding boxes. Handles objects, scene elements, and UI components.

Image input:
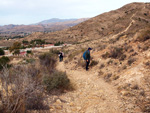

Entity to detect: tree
[0,48,5,56]
[0,56,10,70]
[9,42,21,52]
[13,49,20,55]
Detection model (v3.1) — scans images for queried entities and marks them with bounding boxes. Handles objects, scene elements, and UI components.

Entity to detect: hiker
[83,47,92,71]
[59,51,64,62]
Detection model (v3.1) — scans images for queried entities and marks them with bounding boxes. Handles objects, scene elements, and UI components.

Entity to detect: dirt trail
[49,62,126,113]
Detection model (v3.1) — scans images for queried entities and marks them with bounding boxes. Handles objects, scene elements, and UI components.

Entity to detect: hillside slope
[0,18,89,40]
[23,2,150,43]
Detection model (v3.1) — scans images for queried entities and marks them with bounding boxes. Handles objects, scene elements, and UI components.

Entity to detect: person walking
[83,47,92,71]
[59,51,64,62]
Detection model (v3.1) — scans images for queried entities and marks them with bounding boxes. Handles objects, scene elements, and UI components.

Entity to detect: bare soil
[47,62,126,113]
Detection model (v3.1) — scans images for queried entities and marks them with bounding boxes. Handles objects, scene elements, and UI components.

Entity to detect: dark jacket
[85,50,90,62]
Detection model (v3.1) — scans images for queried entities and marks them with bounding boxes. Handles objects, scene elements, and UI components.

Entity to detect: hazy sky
[0,0,149,25]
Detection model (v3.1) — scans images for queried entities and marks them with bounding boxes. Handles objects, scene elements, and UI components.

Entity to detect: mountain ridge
[0,18,89,38]
[20,2,149,43]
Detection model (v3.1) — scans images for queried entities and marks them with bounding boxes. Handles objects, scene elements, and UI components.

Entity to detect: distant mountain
[0,18,89,38]
[37,18,78,24]
[22,2,150,44]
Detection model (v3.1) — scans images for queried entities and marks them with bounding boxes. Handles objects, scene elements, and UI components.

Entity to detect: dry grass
[0,51,73,113]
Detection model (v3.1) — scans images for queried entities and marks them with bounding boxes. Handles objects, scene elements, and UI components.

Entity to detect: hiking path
[49,62,126,113]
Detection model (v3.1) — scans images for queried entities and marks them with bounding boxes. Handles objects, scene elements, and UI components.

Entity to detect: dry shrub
[104,73,112,82]
[39,52,57,71]
[68,48,86,61]
[90,60,99,67]
[136,77,150,112]
[0,56,10,70]
[0,66,46,113]
[109,47,124,59]
[102,47,126,61]
[98,44,107,51]
[43,70,74,92]
[128,57,136,66]
[77,59,85,68]
[137,28,150,42]
[102,52,109,59]
[145,61,150,68]
[99,63,105,69]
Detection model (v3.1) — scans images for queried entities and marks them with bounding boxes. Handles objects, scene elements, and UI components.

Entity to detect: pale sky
[0,0,149,25]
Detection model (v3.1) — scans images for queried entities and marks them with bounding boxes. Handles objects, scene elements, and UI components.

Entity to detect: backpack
[83,51,87,60]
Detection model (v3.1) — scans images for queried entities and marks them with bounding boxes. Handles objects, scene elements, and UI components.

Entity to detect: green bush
[13,49,20,55]
[43,70,73,92]
[27,50,32,54]
[54,41,64,46]
[0,48,4,56]
[0,56,10,70]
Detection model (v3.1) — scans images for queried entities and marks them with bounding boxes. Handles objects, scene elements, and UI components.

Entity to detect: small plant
[113,75,119,80]
[100,63,105,69]
[90,60,99,67]
[102,52,109,59]
[27,50,32,54]
[128,58,136,66]
[107,59,113,65]
[109,47,124,59]
[122,65,127,70]
[104,73,112,81]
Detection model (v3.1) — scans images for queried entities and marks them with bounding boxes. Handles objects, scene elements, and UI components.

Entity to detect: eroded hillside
[24,2,150,43]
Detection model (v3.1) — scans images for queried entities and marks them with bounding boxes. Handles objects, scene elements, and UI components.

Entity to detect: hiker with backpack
[59,51,64,62]
[83,47,92,71]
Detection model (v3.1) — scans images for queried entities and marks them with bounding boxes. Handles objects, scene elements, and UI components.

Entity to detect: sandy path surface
[49,62,126,113]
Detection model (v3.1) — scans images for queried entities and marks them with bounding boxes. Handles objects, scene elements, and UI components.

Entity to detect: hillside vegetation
[0,2,150,113]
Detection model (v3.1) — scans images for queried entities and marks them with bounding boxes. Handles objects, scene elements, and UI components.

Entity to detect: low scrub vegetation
[43,70,73,92]
[39,52,57,71]
[0,51,73,113]
[90,60,99,67]
[0,56,10,70]
[136,28,150,42]
[0,48,5,56]
[128,57,136,66]
[68,48,86,61]
[102,47,126,61]
[0,66,45,113]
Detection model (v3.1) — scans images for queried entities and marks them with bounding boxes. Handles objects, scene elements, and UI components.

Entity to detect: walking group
[58,47,92,71]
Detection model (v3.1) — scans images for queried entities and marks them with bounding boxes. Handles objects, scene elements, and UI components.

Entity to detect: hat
[88,47,92,50]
